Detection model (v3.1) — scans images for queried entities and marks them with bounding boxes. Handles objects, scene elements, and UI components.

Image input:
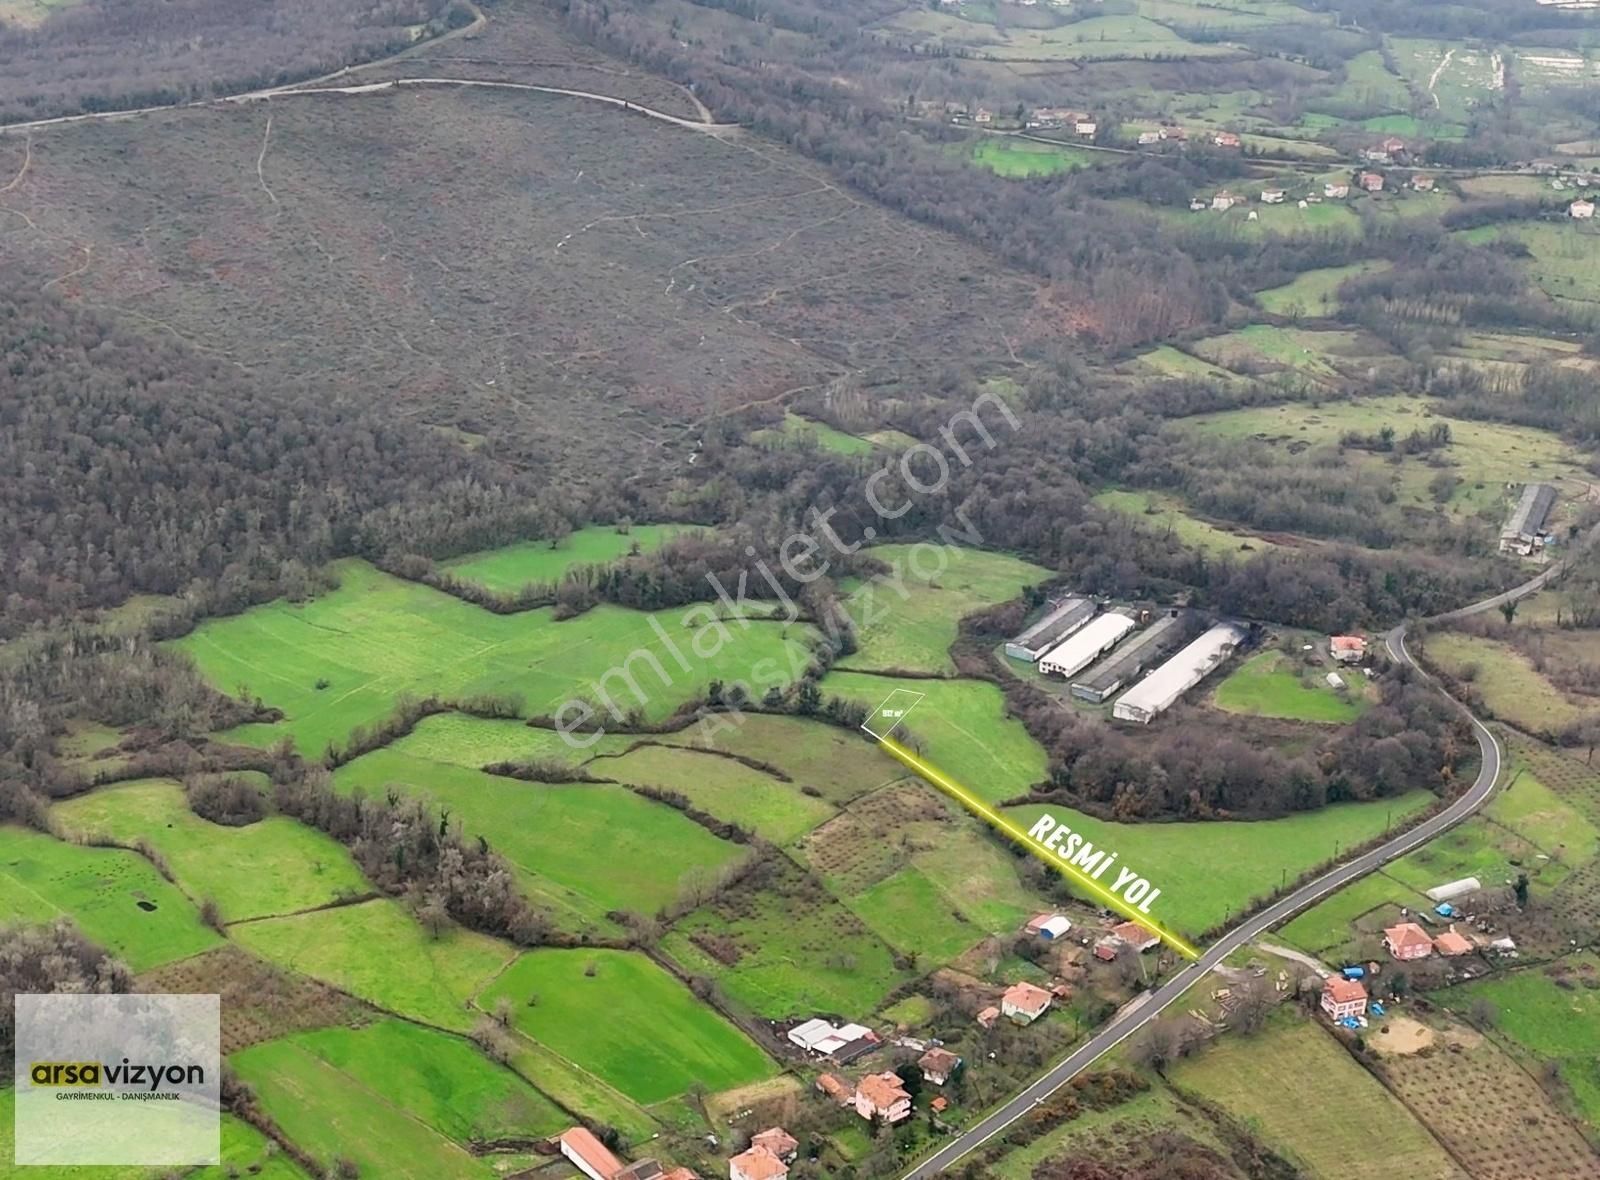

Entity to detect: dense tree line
[0,0,465,124]
[0,921,131,1068]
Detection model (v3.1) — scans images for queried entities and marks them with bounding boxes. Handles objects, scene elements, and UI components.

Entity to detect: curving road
[903,546,1590,1178]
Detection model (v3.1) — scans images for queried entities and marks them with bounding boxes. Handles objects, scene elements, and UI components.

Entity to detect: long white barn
[1112,622,1247,724]
[1038,613,1135,679]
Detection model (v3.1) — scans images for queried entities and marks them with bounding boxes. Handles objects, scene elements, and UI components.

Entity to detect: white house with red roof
[1321,976,1368,1021]
[1001,981,1054,1024]
[1385,922,1434,961]
[854,1072,913,1123]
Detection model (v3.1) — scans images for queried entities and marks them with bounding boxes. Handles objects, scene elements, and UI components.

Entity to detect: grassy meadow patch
[478,949,776,1103]
[1169,1015,1462,1179]
[242,1019,567,1147]
[232,899,515,1032]
[1094,489,1276,558]
[752,411,873,455]
[1211,650,1367,723]
[52,780,367,922]
[0,825,220,972]
[1425,632,1587,734]
[1278,870,1435,959]
[441,524,686,593]
[177,560,814,756]
[657,713,905,805]
[836,544,1049,675]
[1256,260,1391,317]
[588,744,835,844]
[971,139,1101,177]
[334,745,746,932]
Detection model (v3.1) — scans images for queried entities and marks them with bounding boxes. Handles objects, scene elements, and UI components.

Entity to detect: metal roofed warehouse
[1112,621,1248,724]
[1070,612,1190,704]
[1038,612,1135,679]
[1005,597,1096,661]
[1499,482,1555,555]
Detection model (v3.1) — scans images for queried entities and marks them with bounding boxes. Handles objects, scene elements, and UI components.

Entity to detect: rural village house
[815,1073,854,1105]
[1213,131,1241,148]
[1112,921,1160,952]
[1359,172,1385,192]
[1330,635,1366,662]
[854,1072,913,1123]
[1434,928,1474,956]
[1385,922,1434,961]
[729,1146,787,1180]
[560,1128,697,1180]
[1412,174,1435,191]
[1001,981,1054,1024]
[1261,187,1286,204]
[1325,182,1349,199]
[976,1005,1000,1028]
[1212,190,1240,211]
[750,1129,797,1164]
[1571,199,1595,219]
[1321,976,1368,1021]
[918,1047,963,1086]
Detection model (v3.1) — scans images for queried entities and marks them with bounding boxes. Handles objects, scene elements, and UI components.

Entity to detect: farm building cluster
[556,1126,701,1180]
[1499,482,1557,555]
[1006,598,1249,723]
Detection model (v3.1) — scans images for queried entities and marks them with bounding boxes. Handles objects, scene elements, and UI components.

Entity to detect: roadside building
[1111,921,1160,952]
[1382,136,1406,155]
[1434,928,1474,956]
[1571,198,1596,219]
[729,1147,788,1180]
[559,1128,627,1180]
[1321,976,1368,1021]
[1001,981,1054,1024]
[1499,482,1556,555]
[1039,612,1135,679]
[1363,149,1391,164]
[1358,171,1385,192]
[1412,174,1435,191]
[1211,189,1240,210]
[1074,119,1097,136]
[1138,130,1163,145]
[1072,611,1189,703]
[1112,621,1248,724]
[1384,922,1434,961]
[1330,635,1367,663]
[816,1074,854,1105]
[918,1047,963,1086]
[1025,913,1074,940]
[1189,198,1207,211]
[1213,131,1241,148]
[1005,596,1096,661]
[1261,187,1286,204]
[854,1072,912,1124]
[1325,182,1349,198]
[974,108,993,124]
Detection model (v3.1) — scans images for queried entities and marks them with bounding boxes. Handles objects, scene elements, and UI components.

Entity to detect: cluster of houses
[812,1045,963,1131]
[1195,172,1433,215]
[1024,107,1098,136]
[1023,911,1162,966]
[729,1128,799,1180]
[557,1127,700,1180]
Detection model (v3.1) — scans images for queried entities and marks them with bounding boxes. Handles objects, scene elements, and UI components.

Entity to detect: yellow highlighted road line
[874,734,1200,960]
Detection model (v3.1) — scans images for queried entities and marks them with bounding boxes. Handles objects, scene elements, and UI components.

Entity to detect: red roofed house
[1359,171,1385,192]
[1321,976,1368,1021]
[854,1072,913,1124]
[1385,922,1433,961]
[816,1073,854,1105]
[1214,131,1241,148]
[750,1129,797,1164]
[1330,635,1367,663]
[930,1095,950,1114]
[1093,939,1119,961]
[918,1047,962,1086]
[663,1170,700,1180]
[976,1005,1000,1029]
[1001,981,1053,1024]
[1382,136,1406,154]
[1112,921,1160,952]
[729,1146,788,1180]
[1434,928,1474,957]
[559,1128,627,1180]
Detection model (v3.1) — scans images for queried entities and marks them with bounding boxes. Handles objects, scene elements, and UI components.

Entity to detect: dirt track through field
[1427,47,1455,107]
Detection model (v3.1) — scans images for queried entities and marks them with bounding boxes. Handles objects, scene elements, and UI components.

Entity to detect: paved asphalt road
[901,549,1587,1178]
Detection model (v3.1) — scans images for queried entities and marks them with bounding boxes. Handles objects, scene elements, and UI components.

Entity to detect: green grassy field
[334,744,745,932]
[846,865,983,962]
[1170,1015,1462,1179]
[1480,220,1600,307]
[376,711,630,770]
[1425,632,1588,734]
[971,139,1101,177]
[1256,260,1391,317]
[1211,650,1367,723]
[1133,345,1239,383]
[752,411,874,455]
[52,780,367,923]
[441,524,686,592]
[885,7,1236,59]
[661,855,913,1016]
[232,899,515,1032]
[239,1019,567,1151]
[836,543,1049,674]
[1184,396,1586,527]
[0,825,220,972]
[477,949,776,1104]
[1449,953,1600,1127]
[1190,324,1380,380]
[656,713,903,805]
[177,560,814,756]
[588,744,835,844]
[1391,38,1501,125]
[1094,489,1276,558]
